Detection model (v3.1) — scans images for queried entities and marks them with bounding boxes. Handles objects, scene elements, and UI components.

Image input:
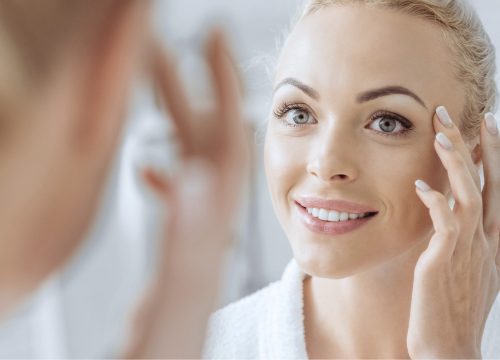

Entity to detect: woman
[0,0,248,357]
[203,0,499,358]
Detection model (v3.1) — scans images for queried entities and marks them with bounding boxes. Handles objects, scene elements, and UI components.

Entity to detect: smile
[294,200,378,236]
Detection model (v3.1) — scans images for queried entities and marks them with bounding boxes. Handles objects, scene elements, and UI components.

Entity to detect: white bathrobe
[203,259,500,359]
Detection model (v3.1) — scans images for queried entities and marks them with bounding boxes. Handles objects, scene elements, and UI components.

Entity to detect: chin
[290,238,368,279]
[289,233,422,279]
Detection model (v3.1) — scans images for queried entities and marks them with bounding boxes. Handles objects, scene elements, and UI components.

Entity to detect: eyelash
[367,110,414,138]
[272,102,414,138]
[272,102,311,127]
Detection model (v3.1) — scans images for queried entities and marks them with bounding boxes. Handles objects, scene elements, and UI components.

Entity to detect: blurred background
[0,0,499,357]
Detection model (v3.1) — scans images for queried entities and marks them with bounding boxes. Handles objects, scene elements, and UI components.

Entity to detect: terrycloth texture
[203,260,308,359]
[203,259,500,359]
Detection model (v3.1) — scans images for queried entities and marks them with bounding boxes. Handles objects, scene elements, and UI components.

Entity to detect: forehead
[276,4,461,104]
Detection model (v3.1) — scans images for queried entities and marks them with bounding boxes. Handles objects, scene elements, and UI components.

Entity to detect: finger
[434,106,481,190]
[205,29,243,152]
[415,180,458,259]
[481,112,500,249]
[433,131,482,254]
[204,30,249,215]
[433,119,482,231]
[149,39,195,156]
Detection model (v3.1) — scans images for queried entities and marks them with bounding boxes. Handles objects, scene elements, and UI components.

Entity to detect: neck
[304,239,429,359]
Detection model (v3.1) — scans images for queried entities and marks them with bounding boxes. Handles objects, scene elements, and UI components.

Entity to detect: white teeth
[306,207,372,222]
[328,211,339,222]
[318,209,328,221]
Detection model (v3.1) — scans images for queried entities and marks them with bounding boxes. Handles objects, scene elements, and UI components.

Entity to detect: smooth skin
[265,4,498,358]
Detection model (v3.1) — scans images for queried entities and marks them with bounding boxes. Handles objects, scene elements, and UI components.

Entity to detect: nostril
[332,174,349,180]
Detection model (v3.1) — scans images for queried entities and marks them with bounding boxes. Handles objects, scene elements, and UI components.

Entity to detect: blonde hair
[297,0,498,140]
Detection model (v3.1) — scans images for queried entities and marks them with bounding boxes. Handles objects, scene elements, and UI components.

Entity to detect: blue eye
[370,117,403,133]
[367,112,413,137]
[287,109,311,125]
[272,102,316,128]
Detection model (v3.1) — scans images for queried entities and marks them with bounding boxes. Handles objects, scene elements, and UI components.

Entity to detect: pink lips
[295,197,378,236]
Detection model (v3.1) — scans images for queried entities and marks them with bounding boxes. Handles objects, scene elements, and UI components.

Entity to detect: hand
[123,29,250,358]
[407,106,500,359]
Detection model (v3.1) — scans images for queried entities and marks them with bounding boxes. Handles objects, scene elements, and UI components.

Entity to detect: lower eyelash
[374,128,412,137]
[372,123,413,138]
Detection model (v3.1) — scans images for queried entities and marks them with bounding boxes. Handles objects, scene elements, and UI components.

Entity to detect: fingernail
[436,132,453,150]
[485,113,498,135]
[436,106,453,128]
[415,179,432,192]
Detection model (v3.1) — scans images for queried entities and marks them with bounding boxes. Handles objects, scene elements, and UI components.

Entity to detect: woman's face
[265,4,467,278]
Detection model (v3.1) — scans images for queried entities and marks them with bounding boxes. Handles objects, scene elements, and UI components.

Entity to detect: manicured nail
[415,179,432,192]
[436,132,453,150]
[485,113,498,135]
[436,106,453,128]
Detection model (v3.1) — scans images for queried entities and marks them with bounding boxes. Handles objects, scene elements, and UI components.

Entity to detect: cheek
[369,139,446,233]
[264,132,306,214]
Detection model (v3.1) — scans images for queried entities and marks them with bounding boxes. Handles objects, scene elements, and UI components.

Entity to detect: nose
[307,123,359,183]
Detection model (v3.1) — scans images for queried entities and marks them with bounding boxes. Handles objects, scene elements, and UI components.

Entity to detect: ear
[72,1,149,157]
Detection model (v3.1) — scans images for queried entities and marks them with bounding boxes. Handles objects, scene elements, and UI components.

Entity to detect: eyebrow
[357,85,427,109]
[273,77,427,109]
[273,78,320,100]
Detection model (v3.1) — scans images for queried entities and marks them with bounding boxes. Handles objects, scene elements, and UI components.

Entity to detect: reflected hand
[124,29,249,358]
[408,107,499,358]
